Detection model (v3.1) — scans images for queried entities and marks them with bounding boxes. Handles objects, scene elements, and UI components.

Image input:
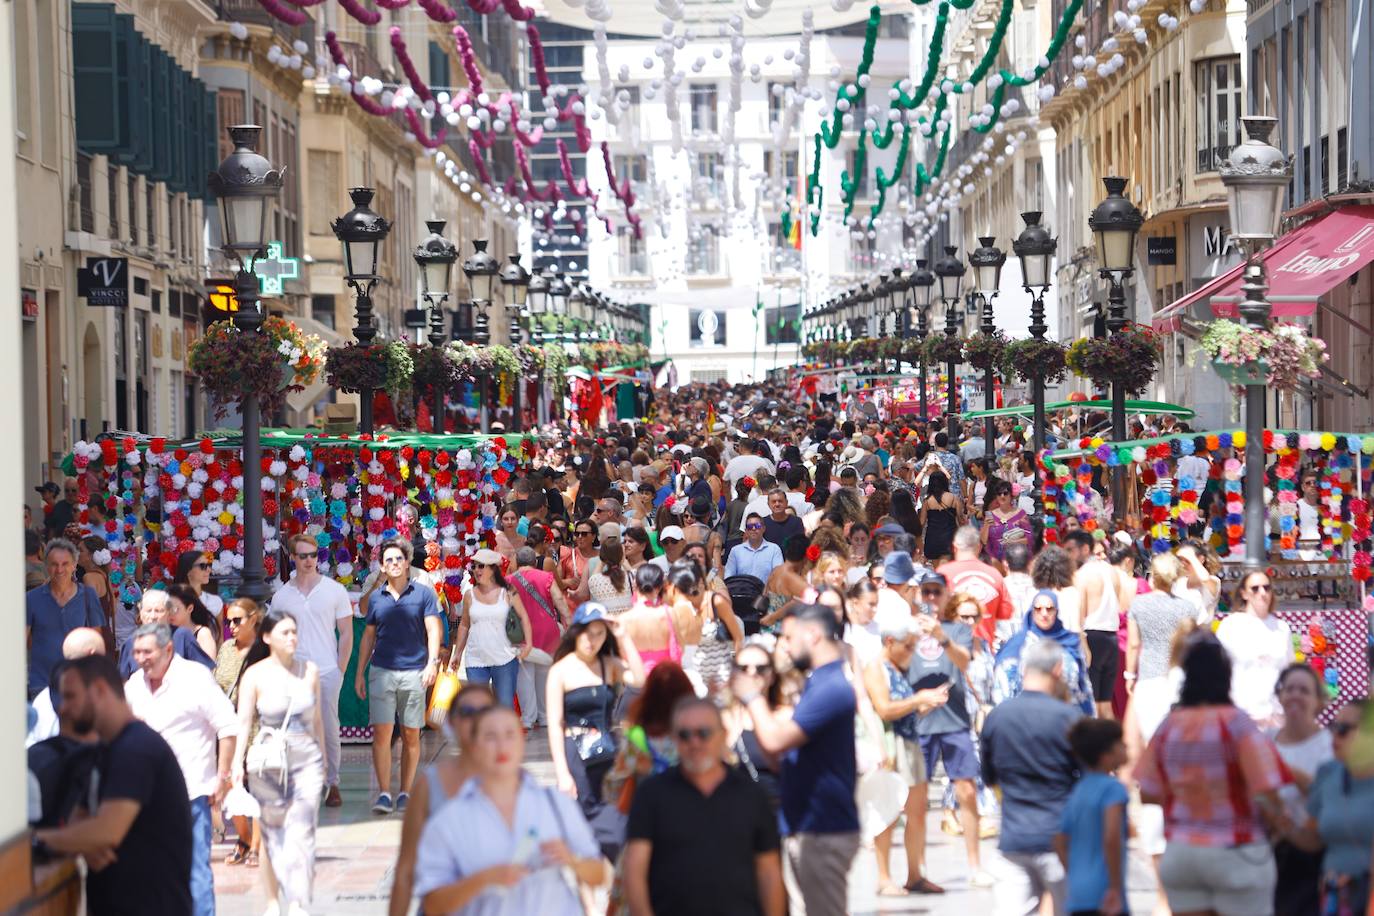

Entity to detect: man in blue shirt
[980,640,1083,915]
[27,538,107,700]
[733,602,859,915]
[724,513,784,582]
[354,537,443,815]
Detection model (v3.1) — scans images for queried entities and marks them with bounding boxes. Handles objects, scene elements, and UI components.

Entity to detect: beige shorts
[1159,841,1276,916]
[894,737,928,786]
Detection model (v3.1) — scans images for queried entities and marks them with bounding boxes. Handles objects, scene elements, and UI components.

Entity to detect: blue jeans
[465,658,519,708]
[189,795,215,916]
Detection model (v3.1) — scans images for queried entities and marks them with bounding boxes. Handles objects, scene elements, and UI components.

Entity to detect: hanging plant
[543,345,570,396]
[848,338,880,362]
[486,345,522,379]
[325,340,413,395]
[923,335,964,366]
[410,344,461,396]
[1066,323,1160,395]
[514,343,545,375]
[962,330,1008,373]
[877,337,905,360]
[1005,337,1068,385]
[188,316,324,419]
[1197,319,1326,391]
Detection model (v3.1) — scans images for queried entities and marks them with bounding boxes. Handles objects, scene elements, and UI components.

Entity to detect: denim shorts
[919,730,980,781]
[367,666,425,729]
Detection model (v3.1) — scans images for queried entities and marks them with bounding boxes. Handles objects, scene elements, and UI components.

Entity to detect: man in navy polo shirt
[353,537,442,815]
[733,602,859,915]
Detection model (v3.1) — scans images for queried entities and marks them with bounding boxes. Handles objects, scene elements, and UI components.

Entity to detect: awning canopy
[1152,205,1374,332]
[963,399,1195,421]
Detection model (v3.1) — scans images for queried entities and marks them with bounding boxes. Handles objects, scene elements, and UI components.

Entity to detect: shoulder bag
[245,690,294,791]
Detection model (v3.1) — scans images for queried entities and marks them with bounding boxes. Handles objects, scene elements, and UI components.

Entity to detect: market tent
[962,400,1195,421]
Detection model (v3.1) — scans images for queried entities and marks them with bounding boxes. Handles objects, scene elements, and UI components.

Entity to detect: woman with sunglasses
[175,549,225,628]
[993,589,1094,714]
[1279,699,1374,916]
[723,642,785,812]
[387,684,495,916]
[452,549,531,708]
[216,597,262,868]
[1217,569,1294,730]
[559,518,600,598]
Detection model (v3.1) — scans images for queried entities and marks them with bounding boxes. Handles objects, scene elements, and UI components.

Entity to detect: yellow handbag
[426,670,462,727]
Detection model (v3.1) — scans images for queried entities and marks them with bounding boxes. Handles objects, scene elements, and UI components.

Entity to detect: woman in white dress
[1216,568,1293,730]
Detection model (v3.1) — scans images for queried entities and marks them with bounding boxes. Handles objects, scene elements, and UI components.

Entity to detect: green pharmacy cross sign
[254,241,299,296]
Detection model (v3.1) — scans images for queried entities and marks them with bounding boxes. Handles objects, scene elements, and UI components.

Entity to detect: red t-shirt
[937,558,1010,644]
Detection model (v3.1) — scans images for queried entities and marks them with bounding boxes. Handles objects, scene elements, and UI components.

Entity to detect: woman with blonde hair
[810,551,848,591]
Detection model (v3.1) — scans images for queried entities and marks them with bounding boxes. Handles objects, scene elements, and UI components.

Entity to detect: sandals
[876,884,907,897]
[906,877,946,895]
[225,841,250,865]
[246,851,260,868]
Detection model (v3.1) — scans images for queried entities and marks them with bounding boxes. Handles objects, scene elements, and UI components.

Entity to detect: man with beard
[733,603,859,915]
[623,698,784,916]
[34,654,193,916]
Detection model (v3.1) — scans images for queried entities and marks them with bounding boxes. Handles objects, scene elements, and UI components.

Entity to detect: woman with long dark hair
[231,609,326,915]
[980,479,1032,564]
[889,489,922,540]
[722,641,785,811]
[451,548,531,708]
[167,582,221,658]
[586,541,634,614]
[918,470,961,563]
[545,603,645,860]
[174,548,225,625]
[1135,633,1289,916]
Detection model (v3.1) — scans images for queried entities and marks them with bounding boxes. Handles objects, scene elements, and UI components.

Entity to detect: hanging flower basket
[1066,323,1161,395]
[848,338,880,362]
[543,345,570,396]
[924,335,964,366]
[188,316,324,419]
[1005,337,1068,385]
[1197,318,1327,391]
[963,330,1008,373]
[410,344,462,397]
[325,340,413,395]
[486,345,522,379]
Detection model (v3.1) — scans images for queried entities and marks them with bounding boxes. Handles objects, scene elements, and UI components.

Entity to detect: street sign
[77,257,129,307]
[255,241,299,295]
[1146,236,1177,265]
[205,279,239,313]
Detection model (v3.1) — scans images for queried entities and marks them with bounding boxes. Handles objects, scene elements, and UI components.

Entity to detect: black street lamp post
[934,246,966,440]
[462,240,499,432]
[1220,117,1291,568]
[970,237,1006,460]
[1012,211,1058,513]
[1088,177,1144,520]
[332,187,392,435]
[911,260,935,420]
[499,253,531,432]
[414,219,457,431]
[208,124,283,604]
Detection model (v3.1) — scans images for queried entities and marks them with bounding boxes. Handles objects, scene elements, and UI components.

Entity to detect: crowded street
[8,0,1374,914]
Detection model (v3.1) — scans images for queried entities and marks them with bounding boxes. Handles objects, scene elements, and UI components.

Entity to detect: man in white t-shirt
[723,439,775,490]
[270,532,355,807]
[875,551,920,633]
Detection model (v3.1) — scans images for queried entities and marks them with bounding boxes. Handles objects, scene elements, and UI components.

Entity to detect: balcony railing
[217,0,316,50]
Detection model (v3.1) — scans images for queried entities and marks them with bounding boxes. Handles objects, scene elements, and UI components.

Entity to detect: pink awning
[1152,205,1374,332]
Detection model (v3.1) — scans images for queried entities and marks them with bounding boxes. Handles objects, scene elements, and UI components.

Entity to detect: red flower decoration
[805,544,821,563]
[743,476,757,489]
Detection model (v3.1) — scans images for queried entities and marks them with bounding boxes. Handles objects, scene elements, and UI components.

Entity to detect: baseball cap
[873,522,905,538]
[472,548,503,566]
[689,495,713,518]
[34,482,59,497]
[571,602,610,627]
[919,571,948,588]
[659,525,685,542]
[598,522,622,542]
[883,551,917,586]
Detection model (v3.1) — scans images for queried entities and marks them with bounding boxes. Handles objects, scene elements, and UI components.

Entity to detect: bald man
[27,627,106,746]
[116,590,214,680]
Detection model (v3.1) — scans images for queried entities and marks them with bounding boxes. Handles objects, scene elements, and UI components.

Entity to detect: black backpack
[28,735,100,829]
[724,574,768,636]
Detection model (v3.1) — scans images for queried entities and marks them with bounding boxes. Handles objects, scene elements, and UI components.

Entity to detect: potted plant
[410,344,461,398]
[963,329,1008,373]
[1004,337,1068,385]
[1065,323,1160,396]
[923,335,964,366]
[848,338,879,362]
[1198,318,1326,390]
[188,316,324,418]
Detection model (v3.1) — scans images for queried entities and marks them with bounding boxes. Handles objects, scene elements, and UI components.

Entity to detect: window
[217,90,246,162]
[108,163,119,237]
[616,227,647,275]
[1195,57,1241,173]
[768,81,787,129]
[765,304,801,345]
[690,368,729,384]
[77,153,94,233]
[308,150,342,235]
[1338,127,1349,189]
[614,154,647,184]
[767,221,801,273]
[696,152,723,201]
[128,174,139,244]
[1321,135,1330,195]
[687,225,722,275]
[846,148,870,197]
[849,231,875,271]
[689,83,718,133]
[1025,157,1044,212]
[616,85,640,131]
[151,290,161,314]
[688,308,726,346]
[311,294,336,330]
[146,183,156,249]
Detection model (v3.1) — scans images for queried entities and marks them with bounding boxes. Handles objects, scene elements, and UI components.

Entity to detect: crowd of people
[22,377,1374,916]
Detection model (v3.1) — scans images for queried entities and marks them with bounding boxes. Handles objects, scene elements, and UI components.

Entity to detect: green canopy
[962,399,1195,421]
[1044,428,1371,461]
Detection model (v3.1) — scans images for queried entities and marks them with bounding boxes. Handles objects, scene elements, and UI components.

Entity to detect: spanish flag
[706,402,717,432]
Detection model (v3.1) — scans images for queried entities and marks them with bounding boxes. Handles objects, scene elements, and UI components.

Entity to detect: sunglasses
[734,662,771,675]
[745,524,763,531]
[194,562,212,570]
[295,552,318,560]
[675,727,717,743]
[1249,583,1272,592]
[576,530,595,537]
[227,616,247,626]
[1331,721,1358,737]
[661,538,682,545]
[457,704,492,718]
[382,555,407,565]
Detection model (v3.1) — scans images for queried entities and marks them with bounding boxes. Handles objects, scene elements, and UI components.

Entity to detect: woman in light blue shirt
[414,706,608,915]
